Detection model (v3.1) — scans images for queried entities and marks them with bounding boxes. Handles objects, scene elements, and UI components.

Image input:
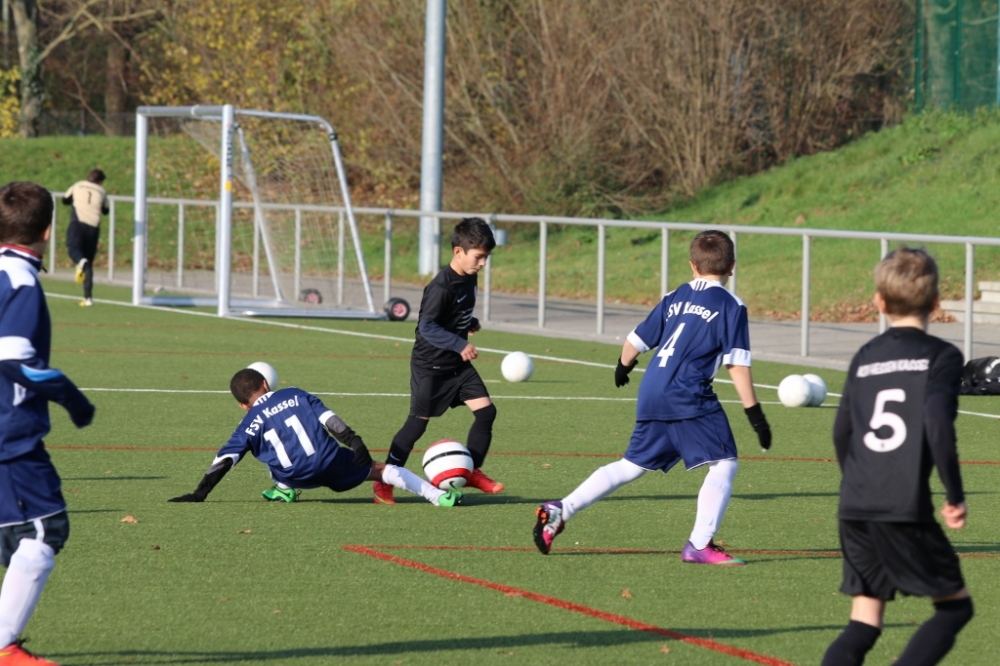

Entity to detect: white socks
[0,539,55,647]
[381,464,445,505]
[562,458,646,522]
[689,459,738,549]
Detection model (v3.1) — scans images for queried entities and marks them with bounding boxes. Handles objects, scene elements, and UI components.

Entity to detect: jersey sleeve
[304,391,336,427]
[417,282,467,352]
[721,301,751,367]
[628,297,670,353]
[924,344,965,505]
[214,419,254,469]
[832,363,855,467]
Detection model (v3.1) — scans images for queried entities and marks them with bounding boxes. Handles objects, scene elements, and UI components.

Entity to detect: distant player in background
[0,182,96,666]
[62,169,108,307]
[533,230,771,563]
[373,217,502,505]
[168,368,462,507]
[821,247,973,666]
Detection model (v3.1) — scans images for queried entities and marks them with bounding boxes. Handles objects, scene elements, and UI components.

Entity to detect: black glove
[68,396,96,428]
[168,492,206,503]
[745,403,772,451]
[614,357,637,388]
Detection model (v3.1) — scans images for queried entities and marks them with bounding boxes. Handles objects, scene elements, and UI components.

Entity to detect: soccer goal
[132,105,402,319]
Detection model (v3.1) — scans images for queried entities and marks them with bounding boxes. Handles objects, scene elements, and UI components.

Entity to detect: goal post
[132,104,387,319]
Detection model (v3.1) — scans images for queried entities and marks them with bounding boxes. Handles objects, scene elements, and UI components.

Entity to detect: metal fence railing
[47,193,1000,361]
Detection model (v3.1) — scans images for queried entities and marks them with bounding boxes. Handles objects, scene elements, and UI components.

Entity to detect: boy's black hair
[231,368,266,405]
[689,230,735,276]
[451,217,496,252]
[0,181,53,246]
[87,169,106,184]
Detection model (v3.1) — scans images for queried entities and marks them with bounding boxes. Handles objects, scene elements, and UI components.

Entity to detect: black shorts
[0,511,70,566]
[65,219,100,264]
[838,519,965,600]
[409,363,489,418]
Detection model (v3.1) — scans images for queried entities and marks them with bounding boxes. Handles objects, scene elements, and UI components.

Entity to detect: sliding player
[533,230,771,563]
[169,368,461,507]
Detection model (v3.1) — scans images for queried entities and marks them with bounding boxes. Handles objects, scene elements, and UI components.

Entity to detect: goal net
[132,105,382,318]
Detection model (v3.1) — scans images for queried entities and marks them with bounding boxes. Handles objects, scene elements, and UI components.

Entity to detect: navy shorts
[0,512,70,566]
[279,445,371,493]
[624,409,737,472]
[410,363,490,418]
[839,519,965,600]
[0,447,67,527]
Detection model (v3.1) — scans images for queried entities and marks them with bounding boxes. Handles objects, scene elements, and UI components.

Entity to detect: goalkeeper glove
[614,357,637,388]
[744,403,772,451]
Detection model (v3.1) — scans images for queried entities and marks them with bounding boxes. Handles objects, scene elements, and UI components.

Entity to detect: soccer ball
[422,440,474,490]
[777,374,812,408]
[802,373,827,407]
[501,351,534,382]
[247,361,279,391]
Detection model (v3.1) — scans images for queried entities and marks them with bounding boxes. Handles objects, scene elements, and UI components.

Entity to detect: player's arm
[61,186,73,206]
[727,364,772,451]
[615,339,641,387]
[324,413,372,466]
[418,284,476,358]
[925,347,966,525]
[418,318,469,354]
[0,328,94,427]
[101,194,109,216]
[168,455,236,502]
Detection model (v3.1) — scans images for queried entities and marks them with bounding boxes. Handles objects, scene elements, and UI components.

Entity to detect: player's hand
[71,401,96,428]
[468,318,481,334]
[614,357,637,387]
[744,403,772,451]
[941,501,967,529]
[460,344,478,361]
[168,493,206,503]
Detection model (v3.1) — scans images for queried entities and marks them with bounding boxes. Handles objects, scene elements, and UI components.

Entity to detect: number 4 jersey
[214,387,346,488]
[627,278,751,421]
[834,327,965,523]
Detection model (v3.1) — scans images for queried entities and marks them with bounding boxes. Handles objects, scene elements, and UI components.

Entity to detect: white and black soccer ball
[247,361,279,391]
[777,374,812,408]
[501,351,534,382]
[422,440,474,490]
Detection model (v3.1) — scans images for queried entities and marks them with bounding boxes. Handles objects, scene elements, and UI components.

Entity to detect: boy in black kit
[822,247,972,666]
[373,217,501,504]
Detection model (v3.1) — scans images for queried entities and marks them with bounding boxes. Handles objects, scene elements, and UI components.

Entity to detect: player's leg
[894,590,972,666]
[375,370,435,505]
[0,513,68,666]
[533,457,647,554]
[368,462,462,507]
[65,220,87,288]
[457,367,502,493]
[821,596,884,666]
[80,224,98,304]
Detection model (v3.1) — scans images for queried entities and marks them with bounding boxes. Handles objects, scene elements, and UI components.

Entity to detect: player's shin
[381,464,444,504]
[387,416,429,467]
[562,458,646,521]
[467,403,497,468]
[821,621,882,666]
[689,459,738,549]
[0,540,55,647]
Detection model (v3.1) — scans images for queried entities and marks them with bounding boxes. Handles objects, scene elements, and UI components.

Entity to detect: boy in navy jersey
[0,182,96,666]
[821,247,972,666]
[169,368,462,507]
[533,230,771,564]
[372,217,501,504]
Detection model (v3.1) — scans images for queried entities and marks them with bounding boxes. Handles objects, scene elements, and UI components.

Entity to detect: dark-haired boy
[533,230,771,563]
[62,169,108,307]
[373,217,502,504]
[0,182,96,666]
[169,368,462,507]
[821,247,973,666]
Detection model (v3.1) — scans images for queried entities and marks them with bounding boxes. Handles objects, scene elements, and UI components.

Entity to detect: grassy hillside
[4,111,1000,320]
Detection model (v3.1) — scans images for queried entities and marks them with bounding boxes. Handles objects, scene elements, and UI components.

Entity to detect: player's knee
[395,416,429,448]
[605,458,646,484]
[12,538,55,578]
[473,403,496,426]
[935,597,974,633]
[708,458,738,483]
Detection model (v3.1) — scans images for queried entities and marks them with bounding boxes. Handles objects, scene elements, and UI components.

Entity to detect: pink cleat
[681,540,745,566]
[533,501,565,554]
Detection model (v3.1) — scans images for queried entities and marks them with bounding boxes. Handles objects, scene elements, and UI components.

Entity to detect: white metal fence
[47,193,1000,361]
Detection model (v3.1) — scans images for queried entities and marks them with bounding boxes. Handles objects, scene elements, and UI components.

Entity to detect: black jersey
[834,327,965,523]
[411,265,478,372]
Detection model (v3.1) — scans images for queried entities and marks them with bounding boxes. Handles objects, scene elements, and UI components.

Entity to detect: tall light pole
[418,0,446,275]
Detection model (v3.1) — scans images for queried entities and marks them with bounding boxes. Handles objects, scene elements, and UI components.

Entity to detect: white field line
[51,293,1000,420]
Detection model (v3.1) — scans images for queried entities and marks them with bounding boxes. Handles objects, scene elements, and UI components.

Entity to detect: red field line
[344,544,795,666]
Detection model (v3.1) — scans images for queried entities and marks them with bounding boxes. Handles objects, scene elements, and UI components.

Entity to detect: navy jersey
[628,279,751,421]
[213,387,348,488]
[411,265,478,372]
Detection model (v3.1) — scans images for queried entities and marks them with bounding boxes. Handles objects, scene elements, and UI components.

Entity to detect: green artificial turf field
[23,280,1000,665]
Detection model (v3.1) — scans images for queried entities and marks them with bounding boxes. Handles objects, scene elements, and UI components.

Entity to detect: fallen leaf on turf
[542,463,552,468]
[273,609,281,614]
[621,589,633,599]
[238,529,252,534]
[661,645,670,654]
[121,515,138,524]
[151,544,160,550]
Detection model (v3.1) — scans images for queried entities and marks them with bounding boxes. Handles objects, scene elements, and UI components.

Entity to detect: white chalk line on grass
[51,294,1000,421]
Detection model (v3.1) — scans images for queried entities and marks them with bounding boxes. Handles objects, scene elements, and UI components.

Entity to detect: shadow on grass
[53,626,833,664]
[63,476,168,481]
